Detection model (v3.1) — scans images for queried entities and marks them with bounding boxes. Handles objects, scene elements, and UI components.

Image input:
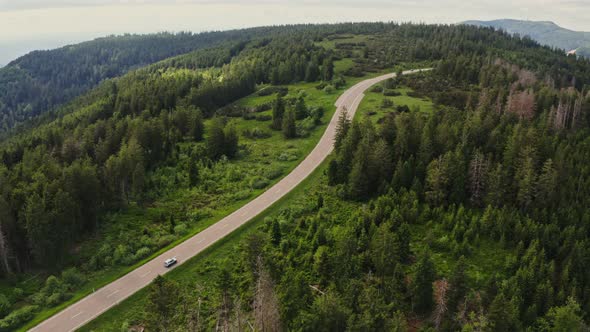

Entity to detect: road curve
[30,69,428,332]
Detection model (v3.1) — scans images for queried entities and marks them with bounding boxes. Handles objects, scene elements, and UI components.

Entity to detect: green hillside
[0,22,589,331]
[463,19,590,56]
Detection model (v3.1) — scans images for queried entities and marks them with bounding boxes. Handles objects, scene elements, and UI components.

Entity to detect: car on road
[164,257,177,268]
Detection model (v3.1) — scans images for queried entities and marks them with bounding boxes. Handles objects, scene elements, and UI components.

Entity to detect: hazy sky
[1,0,590,65]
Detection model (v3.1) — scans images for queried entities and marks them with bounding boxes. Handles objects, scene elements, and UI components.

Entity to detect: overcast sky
[1,0,589,65]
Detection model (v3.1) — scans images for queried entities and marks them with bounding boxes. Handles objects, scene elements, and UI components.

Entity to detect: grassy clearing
[410,222,510,288]
[314,34,371,50]
[357,86,435,124]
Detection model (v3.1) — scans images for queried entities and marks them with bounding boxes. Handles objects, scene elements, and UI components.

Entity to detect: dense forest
[1,22,590,331]
[0,27,315,137]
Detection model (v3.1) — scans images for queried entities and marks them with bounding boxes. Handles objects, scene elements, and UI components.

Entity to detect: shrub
[277,151,299,162]
[46,292,67,307]
[61,268,85,289]
[406,90,424,98]
[369,85,383,93]
[315,82,327,90]
[397,105,411,113]
[157,235,176,248]
[187,209,212,223]
[383,89,401,96]
[254,103,272,112]
[297,117,316,137]
[310,106,325,125]
[380,98,394,108]
[251,177,270,189]
[0,305,38,330]
[323,85,335,94]
[174,224,188,236]
[332,75,346,88]
[383,77,397,89]
[257,86,288,96]
[11,289,23,302]
[31,292,47,306]
[0,294,10,318]
[264,166,284,180]
[113,245,130,265]
[231,190,252,202]
[255,114,272,121]
[134,247,151,260]
[43,276,62,295]
[243,127,271,139]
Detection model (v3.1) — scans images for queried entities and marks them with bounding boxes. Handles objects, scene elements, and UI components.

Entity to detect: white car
[164,257,177,268]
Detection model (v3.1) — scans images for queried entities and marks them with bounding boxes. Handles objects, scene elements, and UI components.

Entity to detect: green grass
[314,34,371,50]
[410,223,511,288]
[357,86,435,123]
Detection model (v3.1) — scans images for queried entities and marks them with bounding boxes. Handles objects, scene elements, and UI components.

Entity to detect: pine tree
[448,256,468,315]
[413,250,436,315]
[192,109,204,141]
[188,159,199,187]
[488,293,520,331]
[294,96,308,120]
[348,140,370,200]
[282,109,297,139]
[334,107,351,151]
[321,57,334,81]
[271,95,285,130]
[223,124,239,158]
[271,219,281,246]
[146,276,180,331]
[536,159,557,207]
[425,155,450,206]
[305,61,320,82]
[207,117,226,160]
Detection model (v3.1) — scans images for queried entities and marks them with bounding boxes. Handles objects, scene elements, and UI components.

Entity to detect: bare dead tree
[572,96,583,129]
[216,282,233,332]
[476,89,491,113]
[554,97,572,130]
[433,279,449,331]
[253,256,282,332]
[506,89,535,120]
[231,296,245,332]
[187,283,204,332]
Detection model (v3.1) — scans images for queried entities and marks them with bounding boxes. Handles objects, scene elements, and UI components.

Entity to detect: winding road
[29,69,427,332]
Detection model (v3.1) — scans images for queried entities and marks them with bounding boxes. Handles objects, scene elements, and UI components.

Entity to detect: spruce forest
[0,22,589,331]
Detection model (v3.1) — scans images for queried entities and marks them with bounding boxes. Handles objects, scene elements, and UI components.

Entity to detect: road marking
[140,270,151,278]
[106,290,119,298]
[196,239,204,244]
[71,311,84,319]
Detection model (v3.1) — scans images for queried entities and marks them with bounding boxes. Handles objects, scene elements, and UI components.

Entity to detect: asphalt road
[29,69,427,332]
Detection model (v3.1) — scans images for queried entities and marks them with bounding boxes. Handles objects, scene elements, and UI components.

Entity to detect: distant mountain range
[462,19,590,58]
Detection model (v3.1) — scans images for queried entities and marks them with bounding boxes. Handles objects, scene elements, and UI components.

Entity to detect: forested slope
[0,22,590,331]
[0,27,288,137]
[85,24,590,331]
